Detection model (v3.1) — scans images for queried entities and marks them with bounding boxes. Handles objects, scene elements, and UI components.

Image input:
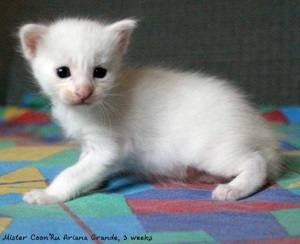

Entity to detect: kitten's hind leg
[212,153,267,201]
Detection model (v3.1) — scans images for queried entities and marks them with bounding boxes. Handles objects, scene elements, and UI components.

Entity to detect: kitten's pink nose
[75,84,93,103]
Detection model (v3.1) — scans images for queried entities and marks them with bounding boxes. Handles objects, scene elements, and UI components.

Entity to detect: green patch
[149,231,215,243]
[0,202,68,218]
[66,193,132,217]
[277,155,300,189]
[272,208,300,236]
[0,141,16,149]
[285,136,300,149]
[0,107,6,119]
[277,170,300,189]
[34,149,80,167]
[260,106,278,113]
[25,123,62,137]
[22,94,50,111]
[276,124,289,133]
[285,156,300,172]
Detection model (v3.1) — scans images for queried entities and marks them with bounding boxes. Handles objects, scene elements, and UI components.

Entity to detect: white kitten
[19,18,281,204]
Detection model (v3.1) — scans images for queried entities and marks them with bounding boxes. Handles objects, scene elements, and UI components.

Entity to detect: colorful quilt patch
[0,105,299,243]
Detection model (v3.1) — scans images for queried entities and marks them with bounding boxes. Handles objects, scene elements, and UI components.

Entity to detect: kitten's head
[19,18,136,106]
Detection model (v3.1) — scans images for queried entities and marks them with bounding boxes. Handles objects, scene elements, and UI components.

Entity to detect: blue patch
[138,212,288,242]
[290,188,300,195]
[0,162,31,176]
[242,187,300,203]
[101,176,154,195]
[281,106,300,123]
[280,140,298,150]
[0,194,23,205]
[36,166,64,181]
[0,125,27,136]
[82,215,145,242]
[125,188,212,200]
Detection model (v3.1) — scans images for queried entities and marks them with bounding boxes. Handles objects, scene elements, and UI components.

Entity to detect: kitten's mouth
[72,93,95,106]
[64,97,93,106]
[74,100,92,106]
[72,97,102,106]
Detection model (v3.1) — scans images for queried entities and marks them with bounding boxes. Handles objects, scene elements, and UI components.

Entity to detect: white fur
[19,18,281,204]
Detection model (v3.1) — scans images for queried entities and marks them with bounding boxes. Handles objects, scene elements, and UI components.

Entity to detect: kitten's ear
[106,19,137,54]
[19,24,48,60]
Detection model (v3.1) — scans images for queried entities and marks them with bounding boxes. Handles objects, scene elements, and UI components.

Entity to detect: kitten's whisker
[106,93,124,97]
[102,99,120,115]
[40,102,52,111]
[100,102,113,136]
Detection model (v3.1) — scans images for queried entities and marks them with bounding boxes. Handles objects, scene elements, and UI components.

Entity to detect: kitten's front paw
[23,189,61,204]
[212,184,242,201]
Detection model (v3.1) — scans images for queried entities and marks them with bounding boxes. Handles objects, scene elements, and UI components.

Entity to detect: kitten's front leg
[23,145,119,204]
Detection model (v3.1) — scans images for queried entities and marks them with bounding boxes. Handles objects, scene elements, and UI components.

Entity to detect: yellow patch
[3,107,28,121]
[0,145,72,161]
[0,217,12,234]
[0,136,31,141]
[287,180,300,189]
[0,167,46,194]
[282,151,300,156]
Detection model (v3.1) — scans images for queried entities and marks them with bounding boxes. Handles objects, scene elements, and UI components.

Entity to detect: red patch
[10,111,50,124]
[127,199,300,214]
[262,110,289,123]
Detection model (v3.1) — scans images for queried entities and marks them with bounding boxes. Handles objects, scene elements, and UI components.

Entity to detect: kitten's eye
[56,66,71,78]
[93,67,107,79]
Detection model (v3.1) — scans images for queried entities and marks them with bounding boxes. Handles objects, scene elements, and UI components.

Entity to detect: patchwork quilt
[0,96,300,243]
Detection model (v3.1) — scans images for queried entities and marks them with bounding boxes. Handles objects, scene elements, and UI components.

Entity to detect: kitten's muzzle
[75,85,94,104]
